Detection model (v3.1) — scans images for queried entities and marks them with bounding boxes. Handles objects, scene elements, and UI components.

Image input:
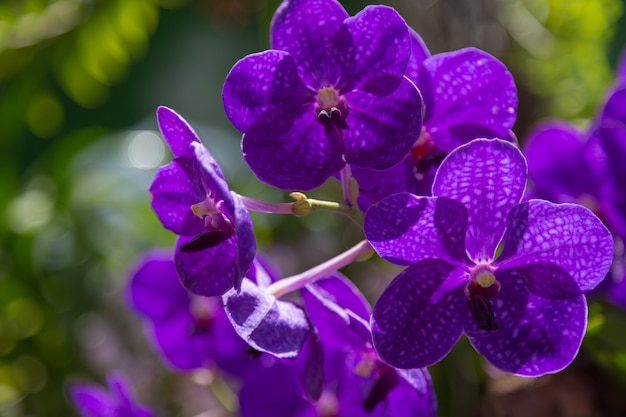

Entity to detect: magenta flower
[68,374,152,417]
[365,139,613,376]
[353,30,517,210]
[150,106,255,296]
[222,0,422,191]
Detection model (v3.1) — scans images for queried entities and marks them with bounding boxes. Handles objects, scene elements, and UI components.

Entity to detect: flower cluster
[70,0,620,416]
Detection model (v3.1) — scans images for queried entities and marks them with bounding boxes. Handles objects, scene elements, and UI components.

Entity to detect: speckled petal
[418,48,517,152]
[156,106,203,159]
[223,278,310,358]
[469,292,587,377]
[270,0,347,87]
[242,110,344,190]
[174,234,238,297]
[365,193,471,266]
[371,259,466,369]
[404,28,431,83]
[496,200,613,298]
[149,158,205,236]
[301,273,371,352]
[343,76,422,170]
[223,50,314,139]
[333,5,410,95]
[433,139,527,261]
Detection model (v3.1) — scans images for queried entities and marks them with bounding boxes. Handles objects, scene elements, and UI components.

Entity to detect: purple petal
[364,193,471,266]
[600,86,626,124]
[371,259,466,369]
[238,359,314,417]
[68,382,116,417]
[293,330,324,402]
[333,6,410,95]
[175,234,238,296]
[418,48,517,152]
[385,371,438,417]
[156,106,202,160]
[222,50,314,139]
[127,249,187,320]
[232,191,256,289]
[523,121,598,201]
[270,0,348,88]
[242,111,345,190]
[223,278,309,358]
[343,76,423,170]
[469,292,587,376]
[433,138,527,261]
[598,123,626,184]
[396,368,432,395]
[496,200,613,298]
[598,126,626,237]
[301,274,371,352]
[149,158,205,236]
[151,312,212,371]
[352,159,424,212]
[404,28,431,83]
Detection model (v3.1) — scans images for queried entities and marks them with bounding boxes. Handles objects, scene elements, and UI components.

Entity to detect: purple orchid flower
[524,84,626,309]
[127,249,259,376]
[68,374,152,417]
[222,0,422,191]
[365,138,613,376]
[150,106,255,296]
[237,274,437,417]
[353,31,517,210]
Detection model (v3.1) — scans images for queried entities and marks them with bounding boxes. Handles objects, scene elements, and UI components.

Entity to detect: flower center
[317,390,339,417]
[188,296,216,335]
[181,195,235,253]
[314,87,349,133]
[410,128,447,181]
[465,264,501,331]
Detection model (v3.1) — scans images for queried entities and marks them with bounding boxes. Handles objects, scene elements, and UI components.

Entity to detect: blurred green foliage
[0,0,626,416]
[506,0,624,120]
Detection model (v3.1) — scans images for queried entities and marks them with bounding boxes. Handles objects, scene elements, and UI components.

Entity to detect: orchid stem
[239,193,364,226]
[266,240,373,298]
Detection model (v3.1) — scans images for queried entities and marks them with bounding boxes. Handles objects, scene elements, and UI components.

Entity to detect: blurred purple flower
[127,249,259,376]
[222,0,422,191]
[237,274,437,417]
[150,106,255,295]
[68,374,152,417]
[353,31,517,210]
[524,85,626,308]
[365,139,613,376]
